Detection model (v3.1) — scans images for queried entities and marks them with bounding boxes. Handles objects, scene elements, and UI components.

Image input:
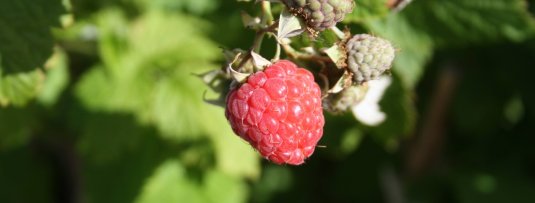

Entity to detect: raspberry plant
[201,0,396,164]
[2,0,535,202]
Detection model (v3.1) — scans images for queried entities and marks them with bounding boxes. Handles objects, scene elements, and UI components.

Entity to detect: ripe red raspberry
[225,60,325,165]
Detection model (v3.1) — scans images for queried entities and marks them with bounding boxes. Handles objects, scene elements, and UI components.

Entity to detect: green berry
[323,84,369,113]
[282,0,355,31]
[346,34,395,83]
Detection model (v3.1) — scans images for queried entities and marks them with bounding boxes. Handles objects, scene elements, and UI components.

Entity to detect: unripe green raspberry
[346,34,395,83]
[283,0,355,31]
[323,84,369,113]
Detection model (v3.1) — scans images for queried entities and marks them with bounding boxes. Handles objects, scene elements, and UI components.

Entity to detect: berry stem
[281,42,331,62]
[252,1,276,53]
[329,26,346,40]
[261,1,274,25]
[274,43,281,61]
[238,1,277,69]
[252,32,265,53]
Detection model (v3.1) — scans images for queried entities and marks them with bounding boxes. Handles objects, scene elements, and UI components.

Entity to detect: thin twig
[329,26,346,40]
[237,1,277,69]
[280,42,331,62]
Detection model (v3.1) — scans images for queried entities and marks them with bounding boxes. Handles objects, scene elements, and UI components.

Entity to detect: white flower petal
[352,77,392,126]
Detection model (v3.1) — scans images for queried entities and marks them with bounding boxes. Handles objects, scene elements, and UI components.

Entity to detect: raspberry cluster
[210,1,397,165]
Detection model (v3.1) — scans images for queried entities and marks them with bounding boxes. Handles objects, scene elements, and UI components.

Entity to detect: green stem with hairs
[239,1,275,68]
[329,26,346,40]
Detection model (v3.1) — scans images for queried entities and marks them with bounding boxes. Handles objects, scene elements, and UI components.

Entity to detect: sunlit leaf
[0,68,44,106]
[135,159,248,203]
[204,170,248,203]
[74,10,260,178]
[37,47,69,107]
[134,160,205,203]
[134,0,218,14]
[344,0,389,23]
[204,106,260,179]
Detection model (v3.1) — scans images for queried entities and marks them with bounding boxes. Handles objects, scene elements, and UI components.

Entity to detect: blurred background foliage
[1,0,535,202]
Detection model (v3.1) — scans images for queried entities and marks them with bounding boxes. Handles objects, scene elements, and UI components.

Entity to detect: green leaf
[135,160,206,203]
[74,10,260,177]
[96,10,130,69]
[134,0,218,14]
[75,11,220,138]
[0,68,44,106]
[205,107,261,179]
[74,111,156,164]
[0,0,66,106]
[135,160,248,203]
[344,0,389,23]
[204,170,248,203]
[404,0,535,46]
[0,0,65,73]
[37,48,69,107]
[81,125,169,203]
